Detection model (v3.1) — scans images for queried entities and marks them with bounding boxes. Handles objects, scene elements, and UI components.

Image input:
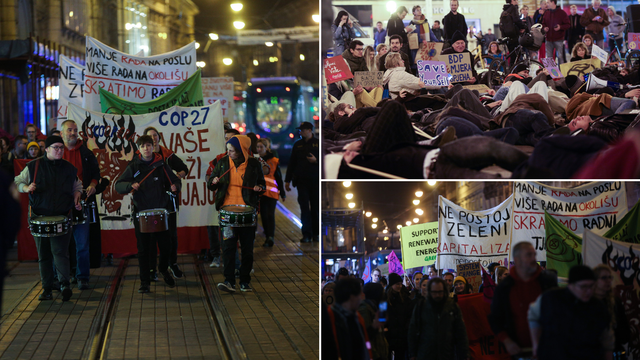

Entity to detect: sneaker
[138,282,150,293]
[240,283,252,292]
[263,237,274,247]
[61,286,73,301]
[38,290,53,301]
[209,257,220,268]
[150,269,158,282]
[161,271,176,288]
[235,269,240,278]
[78,280,90,290]
[169,264,184,279]
[217,281,236,293]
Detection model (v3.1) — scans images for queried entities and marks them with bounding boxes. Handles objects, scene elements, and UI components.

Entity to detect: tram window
[256,97,292,133]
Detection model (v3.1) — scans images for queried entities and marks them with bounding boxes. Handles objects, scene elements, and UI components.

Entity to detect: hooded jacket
[206,135,265,210]
[115,152,181,212]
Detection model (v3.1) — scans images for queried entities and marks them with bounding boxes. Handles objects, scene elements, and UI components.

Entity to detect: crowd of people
[325,0,640,179]
[0,119,318,299]
[322,242,631,360]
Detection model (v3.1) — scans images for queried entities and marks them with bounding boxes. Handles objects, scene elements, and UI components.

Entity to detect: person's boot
[38,289,53,301]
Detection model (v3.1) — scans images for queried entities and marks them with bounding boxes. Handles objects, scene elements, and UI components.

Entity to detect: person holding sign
[441,31,477,85]
[382,53,440,100]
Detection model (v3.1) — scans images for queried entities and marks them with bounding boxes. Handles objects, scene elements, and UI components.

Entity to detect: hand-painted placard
[57,55,85,120]
[202,77,235,122]
[438,52,473,83]
[415,42,444,62]
[560,59,600,78]
[456,261,481,293]
[353,71,384,88]
[323,55,354,84]
[541,58,564,80]
[400,221,439,269]
[417,60,450,86]
[629,33,640,50]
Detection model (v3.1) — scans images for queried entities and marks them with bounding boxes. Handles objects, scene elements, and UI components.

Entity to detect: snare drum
[29,215,70,237]
[136,208,169,233]
[219,205,257,227]
[71,200,87,225]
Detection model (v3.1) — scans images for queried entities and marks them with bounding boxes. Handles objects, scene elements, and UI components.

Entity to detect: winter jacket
[580,7,610,39]
[332,23,355,56]
[566,14,585,43]
[385,288,414,350]
[443,12,467,44]
[408,296,469,360]
[387,13,409,45]
[358,300,388,360]
[607,14,625,40]
[502,4,527,40]
[541,8,570,42]
[432,27,444,42]
[333,107,380,134]
[383,67,424,99]
[115,152,181,212]
[284,136,319,186]
[325,303,370,360]
[341,48,369,74]
[206,135,265,210]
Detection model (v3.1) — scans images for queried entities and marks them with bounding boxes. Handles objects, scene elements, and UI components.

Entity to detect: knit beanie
[453,276,467,284]
[451,30,466,44]
[568,265,596,284]
[27,141,39,151]
[512,63,528,74]
[388,273,403,287]
[45,135,64,148]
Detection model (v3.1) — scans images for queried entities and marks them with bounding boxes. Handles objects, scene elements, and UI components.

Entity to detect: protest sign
[463,84,491,93]
[629,33,640,50]
[544,210,583,278]
[604,200,640,243]
[512,181,628,261]
[416,61,450,86]
[99,69,203,114]
[415,42,443,62]
[583,230,640,360]
[437,195,512,270]
[83,36,197,111]
[63,102,225,232]
[560,58,600,78]
[202,77,235,122]
[323,55,353,84]
[353,71,384,88]
[388,250,404,275]
[57,55,85,120]
[541,58,564,80]
[591,44,608,64]
[400,221,438,269]
[457,293,511,360]
[438,52,473,83]
[362,258,372,283]
[457,261,482,293]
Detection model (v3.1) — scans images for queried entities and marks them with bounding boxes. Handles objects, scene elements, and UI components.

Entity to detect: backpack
[499,10,518,38]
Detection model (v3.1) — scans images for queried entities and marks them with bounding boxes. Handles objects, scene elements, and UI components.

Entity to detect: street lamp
[312,14,320,23]
[415,191,423,197]
[415,209,424,215]
[265,41,274,47]
[209,33,219,40]
[345,193,353,200]
[230,3,243,11]
[300,54,305,61]
[428,180,437,186]
[222,58,233,65]
[233,21,245,29]
[253,59,259,66]
[397,224,402,229]
[372,224,377,229]
[348,202,356,208]
[343,181,351,187]
[413,200,420,205]
[413,218,419,223]
[386,1,397,13]
[365,211,372,217]
[195,42,200,49]
[372,218,378,223]
[406,221,411,226]
[196,61,206,68]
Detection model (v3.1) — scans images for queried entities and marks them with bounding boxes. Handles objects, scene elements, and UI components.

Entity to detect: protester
[453,276,472,298]
[606,6,624,53]
[26,142,40,159]
[332,10,355,56]
[387,6,411,64]
[410,271,423,299]
[443,0,467,48]
[494,266,509,284]
[483,29,497,53]
[256,139,285,247]
[533,0,547,24]
[378,35,411,73]
[25,124,38,143]
[570,42,589,61]
[442,272,455,294]
[521,6,534,31]
[336,267,350,282]
[592,264,630,358]
[358,282,388,360]
[0,136,9,156]
[581,0,609,50]
[501,0,528,53]
[582,33,594,54]
[567,5,585,55]
[489,242,557,358]
[408,277,469,360]
[363,45,377,71]
[467,25,478,51]
[528,265,614,359]
[426,265,438,279]
[487,41,504,63]
[410,5,442,72]
[371,268,381,283]
[385,273,413,360]
[342,40,369,74]
[383,53,435,99]
[1,135,28,175]
[441,31,477,84]
[322,281,336,307]
[431,20,444,42]
[541,0,569,64]
[373,21,387,49]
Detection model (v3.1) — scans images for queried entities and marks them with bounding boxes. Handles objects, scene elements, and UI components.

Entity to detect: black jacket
[115,153,181,212]
[285,136,319,185]
[26,156,79,216]
[206,155,265,210]
[74,142,101,203]
[387,13,409,45]
[566,14,585,42]
[443,12,467,43]
[260,151,286,200]
[502,4,527,39]
[334,107,380,134]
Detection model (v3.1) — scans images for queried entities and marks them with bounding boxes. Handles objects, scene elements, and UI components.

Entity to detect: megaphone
[586,74,623,92]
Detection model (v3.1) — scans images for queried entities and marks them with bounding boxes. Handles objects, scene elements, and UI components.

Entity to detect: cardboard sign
[408,33,420,50]
[438,52,473,83]
[323,55,354,84]
[456,262,482,293]
[202,77,235,122]
[560,58,600,78]
[511,181,628,261]
[437,195,512,270]
[541,58,564,80]
[629,33,640,50]
[400,221,439,269]
[415,42,444,62]
[416,61,450,86]
[463,84,491,93]
[591,44,608,64]
[353,71,384,88]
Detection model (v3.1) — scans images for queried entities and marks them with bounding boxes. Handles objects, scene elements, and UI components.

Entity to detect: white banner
[437,195,512,270]
[83,36,197,111]
[236,26,319,45]
[583,230,640,360]
[62,102,225,230]
[58,55,85,120]
[202,77,235,123]
[512,182,628,261]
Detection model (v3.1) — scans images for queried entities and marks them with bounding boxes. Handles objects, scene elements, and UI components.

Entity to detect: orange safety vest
[262,157,280,200]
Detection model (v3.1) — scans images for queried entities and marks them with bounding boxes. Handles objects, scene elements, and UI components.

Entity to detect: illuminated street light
[406,221,412,226]
[222,58,233,65]
[413,200,420,205]
[343,181,351,187]
[365,212,372,217]
[413,218,419,223]
[300,54,305,61]
[265,41,274,47]
[372,224,378,229]
[382,229,388,234]
[195,42,200,49]
[312,14,320,23]
[348,202,356,208]
[253,59,259,66]
[230,3,243,11]
[386,1,397,13]
[397,224,402,229]
[233,21,245,29]
[415,209,424,215]
[372,218,378,223]
[415,191,423,197]
[209,33,219,40]
[428,180,437,186]
[196,61,206,68]
[345,193,353,200]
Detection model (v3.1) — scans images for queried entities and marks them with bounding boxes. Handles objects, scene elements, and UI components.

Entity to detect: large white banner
[58,55,85,120]
[512,182,628,261]
[583,230,640,360]
[62,102,225,230]
[202,77,235,123]
[437,195,512,270]
[83,36,197,111]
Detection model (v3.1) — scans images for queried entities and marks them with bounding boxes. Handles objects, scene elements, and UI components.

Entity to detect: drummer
[143,127,188,281]
[61,120,100,291]
[115,135,181,293]
[207,135,265,293]
[15,135,83,301]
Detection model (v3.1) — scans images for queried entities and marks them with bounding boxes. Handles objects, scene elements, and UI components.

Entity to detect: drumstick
[131,168,158,193]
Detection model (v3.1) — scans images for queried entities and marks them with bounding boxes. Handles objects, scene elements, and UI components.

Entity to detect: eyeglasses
[49,146,64,151]
[354,48,364,52]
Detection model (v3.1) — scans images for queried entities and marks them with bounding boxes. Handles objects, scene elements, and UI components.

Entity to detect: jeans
[207,225,221,258]
[221,226,255,284]
[259,196,278,238]
[296,180,319,240]
[133,213,171,283]
[504,109,554,146]
[72,222,91,281]
[436,118,519,144]
[35,232,72,290]
[546,40,566,64]
[601,97,636,116]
